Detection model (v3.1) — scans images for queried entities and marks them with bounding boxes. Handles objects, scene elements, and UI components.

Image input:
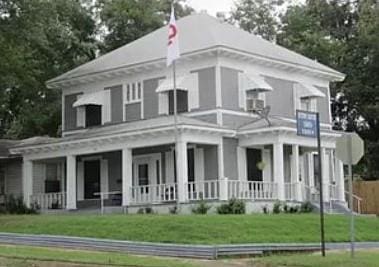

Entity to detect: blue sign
[296,110,318,138]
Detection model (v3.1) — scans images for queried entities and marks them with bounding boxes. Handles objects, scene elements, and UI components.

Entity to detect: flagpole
[173,59,179,203]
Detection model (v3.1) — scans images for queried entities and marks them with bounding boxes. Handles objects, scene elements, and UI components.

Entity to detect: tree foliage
[230,0,284,41]
[0,0,97,138]
[97,0,193,53]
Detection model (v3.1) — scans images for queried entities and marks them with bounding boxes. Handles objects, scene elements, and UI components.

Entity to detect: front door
[84,160,100,199]
[246,148,263,181]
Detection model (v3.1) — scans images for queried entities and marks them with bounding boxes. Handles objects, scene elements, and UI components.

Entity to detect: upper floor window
[294,83,325,113]
[238,73,273,111]
[168,90,188,114]
[125,82,142,104]
[85,105,102,127]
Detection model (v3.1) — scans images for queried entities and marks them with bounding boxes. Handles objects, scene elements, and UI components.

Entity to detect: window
[138,164,149,186]
[125,81,142,104]
[300,97,317,112]
[85,105,102,127]
[168,90,188,114]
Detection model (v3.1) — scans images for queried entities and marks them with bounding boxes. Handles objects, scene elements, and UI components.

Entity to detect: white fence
[228,181,277,200]
[284,183,298,201]
[30,192,66,210]
[186,180,219,201]
[130,183,177,205]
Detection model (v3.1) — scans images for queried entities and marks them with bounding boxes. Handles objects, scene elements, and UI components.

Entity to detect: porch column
[122,148,133,207]
[291,145,302,201]
[335,155,345,202]
[321,147,330,202]
[66,155,77,210]
[273,142,285,200]
[22,159,33,207]
[237,147,247,182]
[176,138,188,203]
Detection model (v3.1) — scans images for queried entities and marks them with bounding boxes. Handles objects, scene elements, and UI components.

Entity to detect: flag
[167,6,180,67]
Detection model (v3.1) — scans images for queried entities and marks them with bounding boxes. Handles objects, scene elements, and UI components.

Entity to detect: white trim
[215,62,222,108]
[47,46,344,89]
[100,159,109,199]
[77,161,84,201]
[194,148,204,183]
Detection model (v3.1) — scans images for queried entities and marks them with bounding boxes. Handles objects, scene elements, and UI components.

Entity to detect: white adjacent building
[9,13,346,213]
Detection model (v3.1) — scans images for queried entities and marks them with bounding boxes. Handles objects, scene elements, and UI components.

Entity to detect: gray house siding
[316,86,331,124]
[64,93,82,131]
[203,145,218,180]
[221,67,240,110]
[192,67,216,110]
[223,138,238,180]
[143,77,163,119]
[4,160,22,196]
[104,151,122,192]
[264,77,295,119]
[107,85,123,123]
[125,103,141,122]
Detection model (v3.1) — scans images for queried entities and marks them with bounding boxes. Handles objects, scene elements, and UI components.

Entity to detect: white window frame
[124,81,143,105]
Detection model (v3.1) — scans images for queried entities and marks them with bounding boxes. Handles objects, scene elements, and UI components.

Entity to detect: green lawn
[0,245,197,267]
[0,214,378,244]
[256,250,379,267]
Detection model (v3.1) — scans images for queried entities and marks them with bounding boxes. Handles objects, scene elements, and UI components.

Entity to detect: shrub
[272,201,281,214]
[192,200,211,214]
[217,198,246,214]
[289,205,299,213]
[169,205,178,214]
[137,208,145,214]
[300,201,313,213]
[1,195,39,214]
[262,205,269,214]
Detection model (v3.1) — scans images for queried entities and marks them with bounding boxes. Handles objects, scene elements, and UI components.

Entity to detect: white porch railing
[130,183,177,205]
[228,181,277,200]
[284,183,298,201]
[186,180,219,201]
[329,184,338,200]
[303,185,320,202]
[30,192,66,210]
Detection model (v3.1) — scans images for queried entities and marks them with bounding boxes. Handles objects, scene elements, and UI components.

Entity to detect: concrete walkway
[0,232,378,259]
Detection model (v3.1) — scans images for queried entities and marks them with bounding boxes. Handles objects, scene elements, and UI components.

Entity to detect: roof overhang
[46,46,345,89]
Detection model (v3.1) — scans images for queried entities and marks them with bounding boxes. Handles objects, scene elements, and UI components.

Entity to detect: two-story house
[10,13,347,213]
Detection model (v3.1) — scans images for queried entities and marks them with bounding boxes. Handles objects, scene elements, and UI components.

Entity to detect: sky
[186,0,305,17]
[187,0,236,16]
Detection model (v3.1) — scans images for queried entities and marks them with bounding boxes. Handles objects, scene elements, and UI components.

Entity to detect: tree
[278,0,379,179]
[230,0,284,41]
[0,0,97,139]
[97,0,193,53]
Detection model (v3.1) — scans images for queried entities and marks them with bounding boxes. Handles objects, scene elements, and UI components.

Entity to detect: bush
[300,201,313,213]
[192,200,211,214]
[169,205,178,214]
[272,201,281,214]
[217,198,245,214]
[0,195,39,214]
[262,205,269,214]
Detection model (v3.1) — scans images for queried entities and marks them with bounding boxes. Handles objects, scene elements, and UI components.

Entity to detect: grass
[0,244,198,267]
[255,250,379,267]
[0,214,377,244]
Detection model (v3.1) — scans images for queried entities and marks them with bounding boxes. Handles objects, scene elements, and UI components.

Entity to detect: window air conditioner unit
[246,98,264,112]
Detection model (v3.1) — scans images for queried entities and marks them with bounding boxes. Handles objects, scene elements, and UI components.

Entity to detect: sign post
[296,110,325,257]
[336,133,364,258]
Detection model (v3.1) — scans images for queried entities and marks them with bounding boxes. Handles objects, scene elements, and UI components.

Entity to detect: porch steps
[311,201,350,215]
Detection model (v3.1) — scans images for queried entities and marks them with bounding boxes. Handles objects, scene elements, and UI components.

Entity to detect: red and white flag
[167,6,180,67]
